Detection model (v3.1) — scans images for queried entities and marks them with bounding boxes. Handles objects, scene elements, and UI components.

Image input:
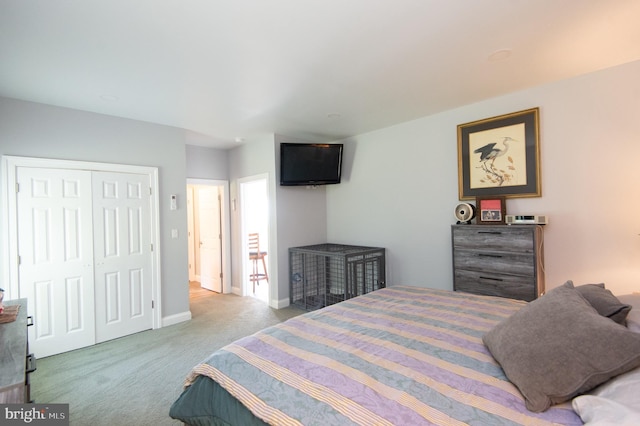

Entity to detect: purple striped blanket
[183,286,582,425]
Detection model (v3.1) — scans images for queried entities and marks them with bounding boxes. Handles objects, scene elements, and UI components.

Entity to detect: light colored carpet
[31,282,305,425]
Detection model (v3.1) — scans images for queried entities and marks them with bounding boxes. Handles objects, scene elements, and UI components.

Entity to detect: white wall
[228,135,278,300]
[185,144,228,180]
[227,134,328,307]
[327,60,640,296]
[0,97,191,318]
[273,135,328,306]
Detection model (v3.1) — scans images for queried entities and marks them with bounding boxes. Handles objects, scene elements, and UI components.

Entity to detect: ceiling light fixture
[488,49,512,62]
[234,137,244,143]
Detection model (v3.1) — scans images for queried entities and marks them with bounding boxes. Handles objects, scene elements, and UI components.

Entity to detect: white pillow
[618,294,640,333]
[572,367,640,425]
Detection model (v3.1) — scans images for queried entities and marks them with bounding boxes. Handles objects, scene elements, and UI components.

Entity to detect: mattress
[170,286,582,425]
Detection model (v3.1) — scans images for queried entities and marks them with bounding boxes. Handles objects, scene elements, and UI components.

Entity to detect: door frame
[1,155,162,329]
[238,173,272,302]
[186,178,231,294]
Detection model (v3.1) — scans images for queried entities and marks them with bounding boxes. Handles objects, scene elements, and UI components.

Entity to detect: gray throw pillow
[575,282,631,325]
[618,294,640,333]
[483,281,640,412]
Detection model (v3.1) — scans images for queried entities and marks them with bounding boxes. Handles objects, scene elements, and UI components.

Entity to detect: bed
[170,284,640,425]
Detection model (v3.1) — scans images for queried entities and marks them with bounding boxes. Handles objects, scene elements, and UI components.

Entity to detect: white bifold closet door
[92,171,152,343]
[17,167,152,358]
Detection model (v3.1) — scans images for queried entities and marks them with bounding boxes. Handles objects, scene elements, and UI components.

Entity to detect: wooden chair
[249,233,269,292]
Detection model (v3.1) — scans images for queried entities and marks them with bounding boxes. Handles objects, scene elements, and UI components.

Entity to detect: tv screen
[280,143,343,186]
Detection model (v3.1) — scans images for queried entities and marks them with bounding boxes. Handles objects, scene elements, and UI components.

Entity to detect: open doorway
[239,174,270,303]
[187,179,231,295]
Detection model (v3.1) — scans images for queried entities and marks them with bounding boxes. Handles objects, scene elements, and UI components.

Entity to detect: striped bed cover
[176,286,582,425]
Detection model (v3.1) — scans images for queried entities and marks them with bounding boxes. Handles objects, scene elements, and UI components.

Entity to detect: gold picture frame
[457,108,541,200]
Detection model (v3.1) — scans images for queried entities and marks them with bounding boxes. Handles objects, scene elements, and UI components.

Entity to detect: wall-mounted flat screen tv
[280,143,343,186]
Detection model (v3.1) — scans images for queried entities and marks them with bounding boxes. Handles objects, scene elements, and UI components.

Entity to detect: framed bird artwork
[457,108,540,200]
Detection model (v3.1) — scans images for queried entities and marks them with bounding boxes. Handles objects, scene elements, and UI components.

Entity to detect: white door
[17,167,96,358]
[92,172,153,343]
[198,186,222,292]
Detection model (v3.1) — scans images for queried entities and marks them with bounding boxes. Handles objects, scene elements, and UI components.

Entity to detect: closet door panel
[17,167,95,358]
[93,172,153,343]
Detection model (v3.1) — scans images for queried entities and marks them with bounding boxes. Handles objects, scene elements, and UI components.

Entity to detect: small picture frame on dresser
[476,196,506,224]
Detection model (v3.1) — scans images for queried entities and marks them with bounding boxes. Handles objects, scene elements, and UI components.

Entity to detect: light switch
[171,229,178,239]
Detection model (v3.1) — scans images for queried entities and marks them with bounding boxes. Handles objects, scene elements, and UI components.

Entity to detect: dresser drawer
[454,269,537,301]
[452,226,536,253]
[453,249,534,277]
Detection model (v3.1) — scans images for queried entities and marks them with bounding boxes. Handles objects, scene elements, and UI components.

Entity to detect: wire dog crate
[289,243,386,311]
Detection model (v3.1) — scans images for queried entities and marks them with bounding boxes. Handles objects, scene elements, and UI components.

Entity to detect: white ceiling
[2,1,640,149]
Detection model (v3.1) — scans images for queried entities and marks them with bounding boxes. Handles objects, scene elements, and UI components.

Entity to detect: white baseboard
[274,297,291,309]
[161,310,192,327]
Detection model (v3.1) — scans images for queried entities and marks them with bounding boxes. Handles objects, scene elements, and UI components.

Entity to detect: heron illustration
[473,136,516,185]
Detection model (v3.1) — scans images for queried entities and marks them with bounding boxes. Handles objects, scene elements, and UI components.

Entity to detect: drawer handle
[478,231,502,235]
[478,253,503,258]
[479,276,504,282]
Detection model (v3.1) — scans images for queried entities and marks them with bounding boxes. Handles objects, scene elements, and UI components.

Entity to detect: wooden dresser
[0,298,35,403]
[451,225,545,301]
